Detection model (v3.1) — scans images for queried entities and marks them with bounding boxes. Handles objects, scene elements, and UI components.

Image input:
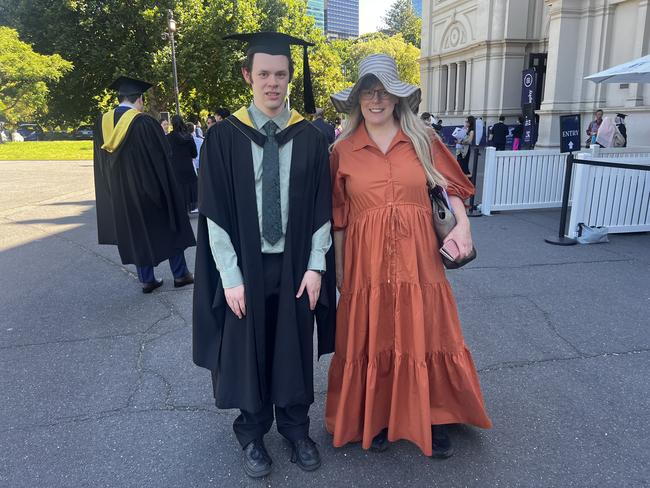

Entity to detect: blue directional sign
[560,114,581,153]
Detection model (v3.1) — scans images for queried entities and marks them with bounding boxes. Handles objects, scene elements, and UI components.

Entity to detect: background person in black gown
[93,76,195,294]
[167,115,198,213]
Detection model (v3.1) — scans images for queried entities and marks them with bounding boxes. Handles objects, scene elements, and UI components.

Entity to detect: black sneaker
[290,437,321,471]
[370,428,389,452]
[242,439,272,478]
[431,425,454,459]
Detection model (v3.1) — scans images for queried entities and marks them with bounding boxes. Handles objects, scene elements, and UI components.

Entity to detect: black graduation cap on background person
[108,76,153,97]
[223,32,316,114]
[616,113,627,119]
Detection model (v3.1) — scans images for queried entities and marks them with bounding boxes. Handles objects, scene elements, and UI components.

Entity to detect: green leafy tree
[0,27,72,124]
[381,0,422,47]
[343,33,421,86]
[1,0,348,124]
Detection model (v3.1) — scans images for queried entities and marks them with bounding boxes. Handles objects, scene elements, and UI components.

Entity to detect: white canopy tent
[585,54,650,83]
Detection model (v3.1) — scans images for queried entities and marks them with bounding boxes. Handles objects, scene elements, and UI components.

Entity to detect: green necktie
[262,120,282,244]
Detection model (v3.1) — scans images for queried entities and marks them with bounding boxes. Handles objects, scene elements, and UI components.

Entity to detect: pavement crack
[478,347,650,373]
[524,295,584,356]
[464,258,632,272]
[0,406,226,435]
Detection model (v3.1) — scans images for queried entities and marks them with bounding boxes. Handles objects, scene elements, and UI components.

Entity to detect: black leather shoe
[242,439,272,478]
[173,272,194,288]
[142,279,163,294]
[370,428,389,452]
[431,425,454,459]
[290,437,321,472]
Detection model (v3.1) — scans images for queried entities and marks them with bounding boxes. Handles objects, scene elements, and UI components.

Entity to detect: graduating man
[192,32,335,478]
[93,76,196,293]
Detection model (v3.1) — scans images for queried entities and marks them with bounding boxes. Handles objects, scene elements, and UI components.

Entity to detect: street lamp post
[166,9,181,115]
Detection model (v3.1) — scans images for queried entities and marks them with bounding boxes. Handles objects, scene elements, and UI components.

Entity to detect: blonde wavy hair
[334,75,447,188]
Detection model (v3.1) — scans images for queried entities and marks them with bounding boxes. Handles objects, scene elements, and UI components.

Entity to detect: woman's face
[464,119,470,129]
[359,82,398,127]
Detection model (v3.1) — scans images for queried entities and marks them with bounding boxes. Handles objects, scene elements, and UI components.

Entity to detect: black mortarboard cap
[223,32,316,114]
[108,76,153,97]
[616,113,627,119]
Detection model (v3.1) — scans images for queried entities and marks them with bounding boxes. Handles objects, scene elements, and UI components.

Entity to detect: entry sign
[560,114,581,153]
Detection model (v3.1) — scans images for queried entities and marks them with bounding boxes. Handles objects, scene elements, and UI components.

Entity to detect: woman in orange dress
[326,54,492,458]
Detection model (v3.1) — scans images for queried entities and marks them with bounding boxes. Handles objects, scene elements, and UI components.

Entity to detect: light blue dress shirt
[207,103,332,288]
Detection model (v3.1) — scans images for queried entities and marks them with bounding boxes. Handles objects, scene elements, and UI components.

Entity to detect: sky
[359,0,394,34]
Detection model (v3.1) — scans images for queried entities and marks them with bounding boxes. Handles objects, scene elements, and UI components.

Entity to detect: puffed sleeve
[431,137,475,200]
[330,146,349,230]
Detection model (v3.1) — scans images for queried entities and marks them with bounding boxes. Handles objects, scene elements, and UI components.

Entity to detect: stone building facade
[420,0,650,148]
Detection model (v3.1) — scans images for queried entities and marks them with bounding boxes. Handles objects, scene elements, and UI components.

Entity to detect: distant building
[306,0,325,32]
[411,0,422,17]
[326,0,359,39]
[420,0,649,148]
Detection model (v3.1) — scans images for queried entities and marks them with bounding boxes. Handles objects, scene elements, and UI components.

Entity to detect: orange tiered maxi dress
[325,124,492,456]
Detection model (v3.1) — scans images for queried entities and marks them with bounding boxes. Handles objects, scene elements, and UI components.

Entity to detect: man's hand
[224,285,246,319]
[296,270,322,310]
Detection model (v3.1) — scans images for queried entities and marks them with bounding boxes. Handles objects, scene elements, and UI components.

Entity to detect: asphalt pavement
[0,159,648,488]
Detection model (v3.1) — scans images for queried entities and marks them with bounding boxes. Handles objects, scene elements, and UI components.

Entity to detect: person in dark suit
[311,108,335,145]
[491,115,508,151]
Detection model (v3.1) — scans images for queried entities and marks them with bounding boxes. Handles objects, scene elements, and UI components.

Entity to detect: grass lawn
[0,141,94,161]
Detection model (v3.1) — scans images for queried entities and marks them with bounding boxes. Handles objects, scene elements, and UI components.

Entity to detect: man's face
[596,110,603,121]
[207,118,215,128]
[242,53,291,117]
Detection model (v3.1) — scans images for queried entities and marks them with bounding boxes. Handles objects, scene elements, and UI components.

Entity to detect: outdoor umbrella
[585,54,650,83]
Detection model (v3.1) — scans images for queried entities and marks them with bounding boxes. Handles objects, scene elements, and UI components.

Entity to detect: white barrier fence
[480,146,650,216]
[480,147,568,215]
[566,154,650,238]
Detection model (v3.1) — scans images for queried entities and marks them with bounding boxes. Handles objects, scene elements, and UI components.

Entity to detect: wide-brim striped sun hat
[331,54,421,114]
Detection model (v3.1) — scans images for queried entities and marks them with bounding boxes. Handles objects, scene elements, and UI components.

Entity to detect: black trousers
[457,149,471,175]
[231,253,310,448]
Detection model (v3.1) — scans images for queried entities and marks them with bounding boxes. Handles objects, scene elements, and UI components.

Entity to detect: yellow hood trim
[101,109,140,153]
[232,106,305,129]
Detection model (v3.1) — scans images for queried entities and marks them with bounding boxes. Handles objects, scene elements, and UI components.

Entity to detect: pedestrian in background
[167,114,198,213]
[455,116,475,177]
[195,120,204,138]
[312,107,336,144]
[327,54,491,461]
[512,116,524,151]
[93,76,195,294]
[432,118,443,136]
[615,113,627,147]
[491,115,508,150]
[215,107,231,121]
[586,109,603,146]
[334,117,343,139]
[186,122,203,180]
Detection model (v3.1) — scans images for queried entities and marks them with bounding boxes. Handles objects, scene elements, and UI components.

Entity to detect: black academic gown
[93,109,196,266]
[192,108,336,413]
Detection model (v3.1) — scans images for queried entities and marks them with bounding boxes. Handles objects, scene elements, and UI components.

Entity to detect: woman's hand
[443,220,473,258]
[445,195,473,258]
